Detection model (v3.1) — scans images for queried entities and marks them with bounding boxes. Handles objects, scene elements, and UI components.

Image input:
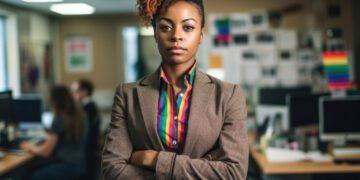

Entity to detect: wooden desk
[250,145,360,175]
[0,150,34,176]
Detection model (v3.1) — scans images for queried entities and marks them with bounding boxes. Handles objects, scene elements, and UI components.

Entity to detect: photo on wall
[64,35,93,73]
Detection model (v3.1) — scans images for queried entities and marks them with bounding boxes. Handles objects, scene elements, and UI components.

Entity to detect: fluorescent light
[22,0,63,2]
[50,3,95,15]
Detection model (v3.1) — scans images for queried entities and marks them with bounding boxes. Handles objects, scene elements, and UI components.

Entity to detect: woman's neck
[161,60,195,87]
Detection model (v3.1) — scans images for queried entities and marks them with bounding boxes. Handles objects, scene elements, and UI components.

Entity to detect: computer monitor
[0,90,13,123]
[255,105,289,131]
[258,86,311,105]
[13,97,43,129]
[287,93,330,129]
[256,86,311,132]
[320,96,360,142]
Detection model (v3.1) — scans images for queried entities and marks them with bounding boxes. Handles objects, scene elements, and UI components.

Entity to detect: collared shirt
[157,64,196,153]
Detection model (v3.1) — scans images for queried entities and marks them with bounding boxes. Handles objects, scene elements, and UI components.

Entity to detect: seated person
[20,85,88,180]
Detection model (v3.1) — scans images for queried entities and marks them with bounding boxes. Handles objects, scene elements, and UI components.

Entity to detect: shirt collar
[160,62,196,85]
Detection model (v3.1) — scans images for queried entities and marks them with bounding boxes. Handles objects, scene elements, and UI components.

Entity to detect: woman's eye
[160,26,172,31]
[184,26,194,31]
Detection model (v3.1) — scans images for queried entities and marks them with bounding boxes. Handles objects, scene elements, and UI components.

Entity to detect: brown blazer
[102,68,249,180]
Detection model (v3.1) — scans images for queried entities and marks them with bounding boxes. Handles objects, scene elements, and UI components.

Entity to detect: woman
[102,0,248,179]
[21,85,88,180]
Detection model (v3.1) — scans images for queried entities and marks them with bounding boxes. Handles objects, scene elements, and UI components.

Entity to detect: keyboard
[4,136,45,154]
[266,148,333,162]
[333,148,360,157]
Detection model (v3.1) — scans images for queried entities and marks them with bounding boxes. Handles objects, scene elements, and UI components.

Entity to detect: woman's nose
[171,27,183,42]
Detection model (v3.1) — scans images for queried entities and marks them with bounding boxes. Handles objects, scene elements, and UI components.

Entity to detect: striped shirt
[157,64,196,153]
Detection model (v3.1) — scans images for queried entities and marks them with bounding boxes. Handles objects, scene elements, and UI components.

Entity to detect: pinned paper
[230,13,252,33]
[251,11,269,31]
[277,29,297,49]
[209,54,223,68]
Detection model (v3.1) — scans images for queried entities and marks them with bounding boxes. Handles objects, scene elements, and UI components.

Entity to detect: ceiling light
[22,0,63,3]
[50,3,95,15]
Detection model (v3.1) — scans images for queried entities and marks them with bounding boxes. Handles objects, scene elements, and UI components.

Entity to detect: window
[0,10,20,96]
[0,16,7,91]
[123,27,139,82]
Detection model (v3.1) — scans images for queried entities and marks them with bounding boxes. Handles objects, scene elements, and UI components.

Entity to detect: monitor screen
[255,105,289,131]
[287,93,329,129]
[258,86,311,105]
[0,90,13,122]
[320,96,360,141]
[13,98,42,123]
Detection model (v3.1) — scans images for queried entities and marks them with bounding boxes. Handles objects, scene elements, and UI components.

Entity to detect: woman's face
[71,81,86,102]
[155,1,203,67]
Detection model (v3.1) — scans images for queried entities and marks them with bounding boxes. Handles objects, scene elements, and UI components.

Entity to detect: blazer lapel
[137,68,165,150]
[183,70,214,155]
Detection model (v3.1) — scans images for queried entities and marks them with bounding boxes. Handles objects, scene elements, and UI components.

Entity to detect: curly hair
[136,0,205,28]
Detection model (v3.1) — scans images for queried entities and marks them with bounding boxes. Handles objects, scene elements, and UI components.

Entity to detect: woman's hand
[130,150,159,170]
[19,141,33,152]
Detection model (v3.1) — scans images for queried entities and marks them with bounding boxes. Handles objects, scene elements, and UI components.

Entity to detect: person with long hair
[102,0,248,179]
[21,85,88,179]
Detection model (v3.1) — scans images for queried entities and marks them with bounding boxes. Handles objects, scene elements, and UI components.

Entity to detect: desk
[0,150,34,176]
[250,145,360,175]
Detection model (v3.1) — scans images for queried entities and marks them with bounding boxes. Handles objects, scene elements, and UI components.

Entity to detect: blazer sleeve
[102,84,155,180]
[155,85,249,180]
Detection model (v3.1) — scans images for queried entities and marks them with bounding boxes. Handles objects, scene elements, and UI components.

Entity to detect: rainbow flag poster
[322,51,352,90]
[214,18,231,46]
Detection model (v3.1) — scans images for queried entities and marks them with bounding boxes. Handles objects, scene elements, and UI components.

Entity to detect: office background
[1,0,360,179]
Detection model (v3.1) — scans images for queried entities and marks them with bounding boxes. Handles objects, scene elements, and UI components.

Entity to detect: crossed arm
[102,84,249,180]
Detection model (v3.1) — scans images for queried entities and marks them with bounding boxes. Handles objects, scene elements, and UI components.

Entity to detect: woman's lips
[168,46,187,54]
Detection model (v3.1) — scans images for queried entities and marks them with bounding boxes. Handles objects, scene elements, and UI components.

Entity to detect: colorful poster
[322,51,352,90]
[65,35,92,73]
